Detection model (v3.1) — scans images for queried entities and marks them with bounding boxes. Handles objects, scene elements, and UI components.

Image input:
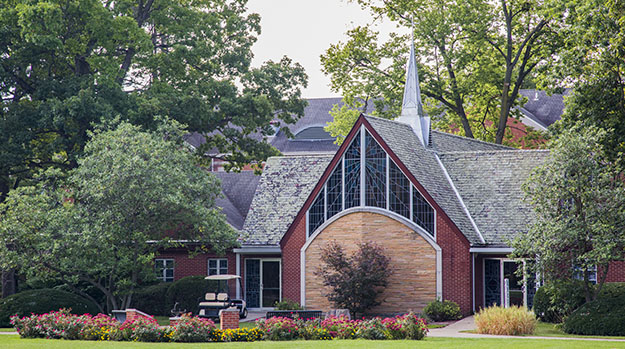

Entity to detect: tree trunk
[1,269,16,298]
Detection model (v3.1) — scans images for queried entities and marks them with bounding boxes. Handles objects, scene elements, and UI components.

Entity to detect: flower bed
[11,309,428,342]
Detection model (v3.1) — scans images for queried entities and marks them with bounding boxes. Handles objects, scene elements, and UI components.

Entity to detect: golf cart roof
[204,274,241,281]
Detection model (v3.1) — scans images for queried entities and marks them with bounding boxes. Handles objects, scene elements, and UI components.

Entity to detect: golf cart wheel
[240,308,248,319]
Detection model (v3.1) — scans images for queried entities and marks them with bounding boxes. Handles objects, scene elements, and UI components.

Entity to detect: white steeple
[396,25,430,146]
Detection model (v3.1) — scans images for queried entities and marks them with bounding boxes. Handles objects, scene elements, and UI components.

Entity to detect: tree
[320,0,554,145]
[0,0,308,202]
[0,121,238,312]
[539,0,625,167]
[316,241,392,317]
[511,125,625,303]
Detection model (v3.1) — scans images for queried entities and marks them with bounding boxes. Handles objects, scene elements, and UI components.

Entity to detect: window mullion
[410,185,414,220]
[341,156,345,211]
[360,126,365,207]
[324,184,327,221]
[386,154,390,210]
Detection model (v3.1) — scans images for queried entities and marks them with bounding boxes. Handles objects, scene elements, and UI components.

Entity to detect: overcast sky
[246,0,403,98]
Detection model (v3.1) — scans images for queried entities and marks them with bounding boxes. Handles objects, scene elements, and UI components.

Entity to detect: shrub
[10,309,117,340]
[110,316,167,342]
[532,280,586,323]
[316,241,392,317]
[274,299,303,310]
[563,293,625,336]
[217,328,265,342]
[131,283,171,316]
[170,315,216,342]
[320,316,359,339]
[356,317,388,340]
[165,276,220,315]
[0,289,99,327]
[423,299,462,322]
[475,306,537,335]
[382,313,428,340]
[255,316,299,341]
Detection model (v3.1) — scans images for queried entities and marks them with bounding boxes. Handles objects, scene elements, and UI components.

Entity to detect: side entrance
[245,258,281,308]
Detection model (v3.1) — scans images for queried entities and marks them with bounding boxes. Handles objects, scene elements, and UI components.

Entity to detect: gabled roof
[214,171,260,230]
[364,115,484,245]
[438,150,549,245]
[242,155,332,245]
[430,131,513,152]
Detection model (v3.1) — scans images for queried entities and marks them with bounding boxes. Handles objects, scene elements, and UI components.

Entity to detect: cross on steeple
[397,17,431,147]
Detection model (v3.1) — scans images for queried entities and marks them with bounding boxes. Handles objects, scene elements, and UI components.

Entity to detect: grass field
[527,322,625,340]
[1,335,625,348]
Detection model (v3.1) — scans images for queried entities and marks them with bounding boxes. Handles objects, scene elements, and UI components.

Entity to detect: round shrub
[165,276,220,315]
[563,292,625,336]
[131,283,171,316]
[532,280,586,323]
[0,288,99,327]
[423,299,462,322]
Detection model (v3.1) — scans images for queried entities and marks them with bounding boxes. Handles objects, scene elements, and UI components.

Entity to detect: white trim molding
[233,246,282,254]
[299,206,442,306]
[469,247,513,254]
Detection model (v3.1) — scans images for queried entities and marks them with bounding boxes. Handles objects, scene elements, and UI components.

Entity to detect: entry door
[245,259,281,308]
[503,261,524,307]
[484,259,501,306]
[261,261,281,308]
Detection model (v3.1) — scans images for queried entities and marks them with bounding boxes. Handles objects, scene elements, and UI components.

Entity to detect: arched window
[307,127,435,237]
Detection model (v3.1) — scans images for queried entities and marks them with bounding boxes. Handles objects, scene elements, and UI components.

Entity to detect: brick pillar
[219,308,239,330]
[125,309,154,323]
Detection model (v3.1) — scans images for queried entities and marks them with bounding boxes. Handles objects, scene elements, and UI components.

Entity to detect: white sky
[246,0,403,98]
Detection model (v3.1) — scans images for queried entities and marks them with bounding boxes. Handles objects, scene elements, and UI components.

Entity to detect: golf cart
[197,274,247,320]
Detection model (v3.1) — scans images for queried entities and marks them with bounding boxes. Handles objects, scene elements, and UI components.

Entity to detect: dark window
[308,188,325,236]
[389,160,410,218]
[208,259,228,275]
[327,165,342,218]
[344,131,361,208]
[365,131,386,208]
[155,259,174,282]
[413,187,435,235]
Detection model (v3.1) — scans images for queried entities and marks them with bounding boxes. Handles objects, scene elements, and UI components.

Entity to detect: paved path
[429,316,625,342]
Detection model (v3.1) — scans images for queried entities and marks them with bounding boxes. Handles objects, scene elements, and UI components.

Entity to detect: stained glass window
[344,131,361,209]
[327,164,342,218]
[365,131,386,208]
[413,187,435,235]
[308,188,325,236]
[389,160,410,218]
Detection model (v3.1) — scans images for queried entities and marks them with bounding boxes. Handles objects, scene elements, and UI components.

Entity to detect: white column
[236,253,241,299]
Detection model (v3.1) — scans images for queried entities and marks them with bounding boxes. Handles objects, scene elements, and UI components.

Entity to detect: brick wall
[304,211,437,314]
[219,309,239,329]
[280,218,306,304]
[602,261,625,283]
[435,215,472,316]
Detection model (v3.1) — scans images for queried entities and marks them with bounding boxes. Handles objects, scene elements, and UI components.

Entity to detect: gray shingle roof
[214,171,260,230]
[364,115,484,245]
[519,89,568,129]
[241,155,332,245]
[439,150,549,245]
[431,131,513,152]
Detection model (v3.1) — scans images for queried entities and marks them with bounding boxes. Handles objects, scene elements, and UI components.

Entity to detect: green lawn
[0,328,15,332]
[528,322,625,340]
[1,335,625,348]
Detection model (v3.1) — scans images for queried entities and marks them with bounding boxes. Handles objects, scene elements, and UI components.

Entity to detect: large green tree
[540,0,625,166]
[321,0,555,145]
[0,121,238,311]
[0,0,308,203]
[512,126,625,303]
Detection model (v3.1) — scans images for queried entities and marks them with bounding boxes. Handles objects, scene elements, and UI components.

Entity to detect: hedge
[563,293,625,336]
[532,280,586,323]
[165,276,221,315]
[131,283,171,316]
[0,288,99,327]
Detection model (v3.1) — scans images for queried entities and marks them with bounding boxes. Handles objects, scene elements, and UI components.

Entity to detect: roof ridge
[432,130,514,149]
[439,149,550,155]
[268,154,334,161]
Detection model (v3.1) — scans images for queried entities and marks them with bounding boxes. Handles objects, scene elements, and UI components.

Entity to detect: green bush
[131,283,171,316]
[0,288,99,327]
[165,276,220,315]
[532,280,586,323]
[274,299,302,310]
[423,299,462,322]
[563,293,625,336]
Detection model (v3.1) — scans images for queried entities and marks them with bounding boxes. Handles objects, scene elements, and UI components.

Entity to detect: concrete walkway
[429,316,625,342]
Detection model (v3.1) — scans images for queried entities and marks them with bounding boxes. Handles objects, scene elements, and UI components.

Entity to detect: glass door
[261,260,281,308]
[484,259,501,306]
[245,259,260,308]
[503,261,524,307]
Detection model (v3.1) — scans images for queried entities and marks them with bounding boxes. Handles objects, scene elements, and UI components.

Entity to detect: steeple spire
[397,19,430,146]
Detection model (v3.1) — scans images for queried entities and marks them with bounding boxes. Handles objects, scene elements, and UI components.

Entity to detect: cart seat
[199,301,228,307]
[204,293,216,301]
[216,293,229,301]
